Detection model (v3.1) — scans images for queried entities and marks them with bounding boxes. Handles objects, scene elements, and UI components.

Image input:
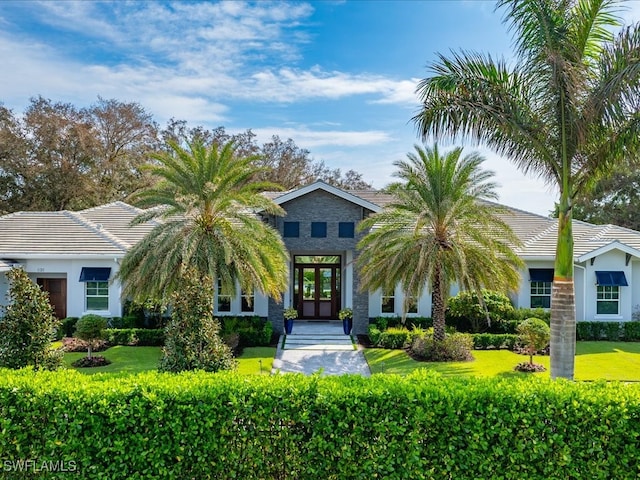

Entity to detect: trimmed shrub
[512,308,551,324]
[623,322,640,341]
[61,317,79,337]
[220,316,274,347]
[446,290,515,333]
[103,328,165,346]
[376,327,411,349]
[1,370,640,479]
[0,267,62,370]
[368,325,382,345]
[576,322,624,341]
[471,333,519,350]
[409,332,474,362]
[372,316,433,330]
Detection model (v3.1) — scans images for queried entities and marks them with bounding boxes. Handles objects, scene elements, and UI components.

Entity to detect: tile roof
[3,187,640,262]
[0,202,156,256]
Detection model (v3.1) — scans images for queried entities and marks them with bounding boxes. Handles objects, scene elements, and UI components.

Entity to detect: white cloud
[251,126,391,148]
[243,68,417,104]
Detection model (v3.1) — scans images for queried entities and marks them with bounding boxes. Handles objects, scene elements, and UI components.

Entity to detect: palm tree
[357,144,523,342]
[413,0,640,379]
[117,137,289,305]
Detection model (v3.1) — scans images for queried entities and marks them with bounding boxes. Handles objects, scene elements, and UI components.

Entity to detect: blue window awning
[529,268,554,283]
[595,271,628,286]
[79,267,111,282]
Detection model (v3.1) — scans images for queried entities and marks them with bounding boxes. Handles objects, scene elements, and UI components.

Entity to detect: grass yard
[364,341,640,381]
[63,346,276,376]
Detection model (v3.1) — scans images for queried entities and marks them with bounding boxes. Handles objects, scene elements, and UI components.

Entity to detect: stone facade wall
[267,189,372,335]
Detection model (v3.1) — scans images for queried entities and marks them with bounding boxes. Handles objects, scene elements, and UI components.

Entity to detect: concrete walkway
[272,321,371,376]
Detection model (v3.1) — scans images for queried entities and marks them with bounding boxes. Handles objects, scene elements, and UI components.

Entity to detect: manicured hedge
[575,322,640,341]
[471,333,518,350]
[104,328,165,346]
[1,369,640,479]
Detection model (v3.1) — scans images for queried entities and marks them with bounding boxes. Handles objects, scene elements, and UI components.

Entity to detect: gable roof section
[78,201,157,246]
[577,240,640,263]
[269,180,383,212]
[495,205,640,261]
[0,202,156,257]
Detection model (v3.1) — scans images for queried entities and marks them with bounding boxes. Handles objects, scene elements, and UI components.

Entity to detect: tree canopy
[117,136,290,304]
[357,144,523,342]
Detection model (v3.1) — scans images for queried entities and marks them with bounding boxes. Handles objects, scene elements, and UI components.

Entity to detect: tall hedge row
[1,369,639,479]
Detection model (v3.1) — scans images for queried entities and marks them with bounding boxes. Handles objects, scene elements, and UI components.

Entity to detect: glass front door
[293,256,341,319]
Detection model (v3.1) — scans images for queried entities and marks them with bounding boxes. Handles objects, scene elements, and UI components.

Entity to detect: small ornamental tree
[159,267,236,373]
[517,317,551,370]
[75,314,107,359]
[0,267,62,370]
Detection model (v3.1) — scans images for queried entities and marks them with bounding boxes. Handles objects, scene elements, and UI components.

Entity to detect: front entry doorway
[293,255,341,319]
[37,278,67,319]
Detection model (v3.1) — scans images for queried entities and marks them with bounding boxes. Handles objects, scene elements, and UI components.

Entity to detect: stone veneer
[267,189,373,335]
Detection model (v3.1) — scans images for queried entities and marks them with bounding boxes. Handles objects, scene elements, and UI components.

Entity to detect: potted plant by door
[284,307,298,334]
[339,308,353,335]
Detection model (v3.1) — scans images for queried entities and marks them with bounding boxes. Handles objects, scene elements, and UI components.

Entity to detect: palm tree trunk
[550,194,576,380]
[432,263,446,342]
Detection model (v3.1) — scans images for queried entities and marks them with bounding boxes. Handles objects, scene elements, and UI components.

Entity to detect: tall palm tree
[357,144,523,342]
[413,0,640,379]
[117,137,289,305]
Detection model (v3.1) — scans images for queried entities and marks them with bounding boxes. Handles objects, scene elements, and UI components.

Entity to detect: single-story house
[2,180,640,335]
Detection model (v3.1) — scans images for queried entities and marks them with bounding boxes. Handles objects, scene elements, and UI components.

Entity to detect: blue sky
[1,1,639,215]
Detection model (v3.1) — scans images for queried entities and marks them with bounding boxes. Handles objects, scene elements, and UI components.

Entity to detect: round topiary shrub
[75,314,108,359]
[514,317,550,373]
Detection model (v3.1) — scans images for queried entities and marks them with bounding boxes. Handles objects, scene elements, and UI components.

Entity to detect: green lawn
[64,346,276,376]
[364,341,640,381]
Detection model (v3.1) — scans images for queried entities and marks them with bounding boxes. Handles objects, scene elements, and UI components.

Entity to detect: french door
[293,256,341,319]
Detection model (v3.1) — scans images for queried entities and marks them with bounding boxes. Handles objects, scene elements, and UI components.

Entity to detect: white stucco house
[1,181,640,334]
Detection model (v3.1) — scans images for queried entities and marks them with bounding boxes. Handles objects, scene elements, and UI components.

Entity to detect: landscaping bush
[446,290,515,333]
[220,316,274,347]
[623,322,640,341]
[103,328,165,346]
[376,327,411,349]
[409,332,474,362]
[61,317,79,337]
[1,370,640,479]
[512,308,551,324]
[159,269,236,373]
[368,325,382,345]
[62,337,109,353]
[372,316,432,330]
[471,333,518,350]
[576,322,624,341]
[0,267,62,370]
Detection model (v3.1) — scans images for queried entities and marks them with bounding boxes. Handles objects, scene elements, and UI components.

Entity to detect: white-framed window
[530,281,551,308]
[217,280,231,312]
[405,294,418,314]
[597,286,619,315]
[241,289,254,313]
[381,289,395,314]
[86,281,109,310]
